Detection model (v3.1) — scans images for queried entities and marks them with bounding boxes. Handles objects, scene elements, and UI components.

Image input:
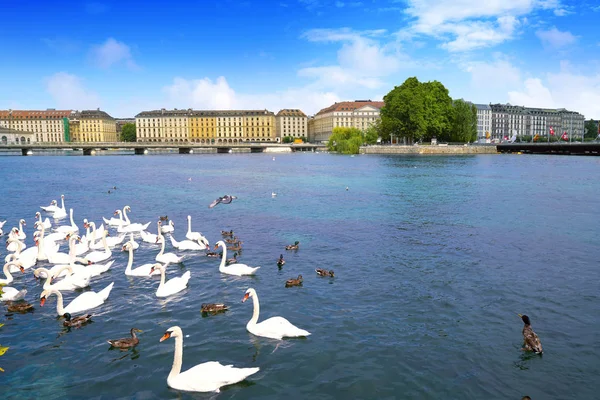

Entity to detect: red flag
[503,136,508,141]
[561,131,568,141]
[549,126,555,135]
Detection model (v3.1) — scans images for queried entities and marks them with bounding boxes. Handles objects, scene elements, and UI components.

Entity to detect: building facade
[311,100,384,143]
[0,126,36,145]
[0,109,73,143]
[73,109,117,142]
[490,104,585,141]
[189,111,216,143]
[474,104,492,141]
[276,109,307,141]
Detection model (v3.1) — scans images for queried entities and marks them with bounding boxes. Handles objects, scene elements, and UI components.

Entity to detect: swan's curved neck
[158,267,166,288]
[248,292,260,326]
[125,247,133,273]
[169,335,183,381]
[102,231,109,251]
[187,217,192,234]
[19,220,24,231]
[49,290,65,315]
[37,224,46,259]
[69,209,75,227]
[68,237,77,257]
[158,238,165,256]
[218,242,227,271]
[122,207,131,224]
[60,196,65,210]
[1,263,15,284]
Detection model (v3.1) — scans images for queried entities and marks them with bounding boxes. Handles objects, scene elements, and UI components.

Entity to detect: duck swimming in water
[285,241,300,251]
[201,303,229,315]
[316,268,334,277]
[285,275,303,287]
[63,312,92,327]
[518,314,543,354]
[277,254,285,268]
[108,328,142,349]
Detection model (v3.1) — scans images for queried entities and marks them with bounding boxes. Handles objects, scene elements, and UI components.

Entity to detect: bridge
[0,142,327,156]
[496,142,600,156]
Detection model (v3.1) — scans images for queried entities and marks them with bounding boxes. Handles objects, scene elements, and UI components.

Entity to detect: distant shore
[360,144,498,155]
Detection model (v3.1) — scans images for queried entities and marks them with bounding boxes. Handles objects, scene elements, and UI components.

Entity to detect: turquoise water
[1,153,599,399]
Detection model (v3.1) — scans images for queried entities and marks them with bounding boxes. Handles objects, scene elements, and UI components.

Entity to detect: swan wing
[255,316,311,339]
[0,287,27,301]
[169,361,259,393]
[222,263,260,276]
[63,290,108,314]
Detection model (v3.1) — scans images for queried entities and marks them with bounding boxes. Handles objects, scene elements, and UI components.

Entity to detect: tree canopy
[585,120,598,139]
[121,123,136,142]
[327,127,374,154]
[449,99,477,143]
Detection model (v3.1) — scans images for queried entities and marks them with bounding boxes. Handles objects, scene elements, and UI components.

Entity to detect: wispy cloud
[90,38,138,70]
[42,37,80,54]
[536,27,577,49]
[46,72,100,110]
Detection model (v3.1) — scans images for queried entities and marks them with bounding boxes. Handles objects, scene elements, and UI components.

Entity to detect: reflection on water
[1,153,599,399]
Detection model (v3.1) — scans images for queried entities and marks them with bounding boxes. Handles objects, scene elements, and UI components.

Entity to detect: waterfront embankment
[360,144,498,155]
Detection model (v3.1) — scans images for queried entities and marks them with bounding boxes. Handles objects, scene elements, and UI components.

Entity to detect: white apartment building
[310,100,384,143]
[0,109,74,143]
[276,109,307,141]
[474,104,492,141]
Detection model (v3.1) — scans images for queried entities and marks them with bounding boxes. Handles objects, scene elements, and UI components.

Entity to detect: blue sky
[1,0,598,118]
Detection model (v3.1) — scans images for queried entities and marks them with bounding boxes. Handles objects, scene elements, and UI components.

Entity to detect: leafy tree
[364,122,380,144]
[585,120,598,139]
[327,127,364,154]
[282,136,293,143]
[422,81,453,141]
[121,123,136,142]
[450,100,477,142]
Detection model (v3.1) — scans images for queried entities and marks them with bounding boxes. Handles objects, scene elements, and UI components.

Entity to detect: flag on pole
[561,131,568,141]
[549,126,555,136]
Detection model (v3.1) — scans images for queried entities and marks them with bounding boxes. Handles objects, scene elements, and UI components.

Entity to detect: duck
[108,328,142,348]
[122,242,162,276]
[169,234,207,251]
[227,242,243,252]
[225,237,240,244]
[159,215,169,221]
[285,241,300,250]
[5,300,34,313]
[160,220,175,234]
[221,230,234,237]
[214,241,259,276]
[242,288,310,339]
[285,275,303,287]
[277,254,285,268]
[155,236,184,264]
[316,268,334,277]
[518,314,543,354]
[159,326,259,393]
[201,303,229,314]
[39,282,114,315]
[149,263,190,297]
[63,312,92,327]
[225,252,238,266]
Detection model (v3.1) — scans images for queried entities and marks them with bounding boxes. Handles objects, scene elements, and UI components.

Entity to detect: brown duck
[228,243,243,252]
[201,303,229,314]
[285,275,303,287]
[108,328,142,349]
[6,300,34,313]
[518,314,543,354]
[225,237,240,244]
[316,268,334,277]
[285,241,300,250]
[63,312,92,327]
[221,230,234,237]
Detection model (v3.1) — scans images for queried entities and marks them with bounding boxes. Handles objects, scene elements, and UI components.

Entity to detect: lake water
[1,152,599,399]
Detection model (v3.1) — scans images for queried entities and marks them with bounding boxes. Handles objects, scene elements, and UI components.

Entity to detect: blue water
[1,153,599,399]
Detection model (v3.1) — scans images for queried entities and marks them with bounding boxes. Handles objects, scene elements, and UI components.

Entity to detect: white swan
[34,266,91,291]
[160,220,175,234]
[103,209,124,226]
[214,241,259,276]
[33,222,59,261]
[35,212,52,230]
[1,261,24,284]
[6,238,36,271]
[0,261,27,301]
[52,195,67,219]
[86,230,112,263]
[117,206,151,233]
[242,288,311,340]
[47,260,114,279]
[81,220,105,244]
[140,221,162,244]
[7,228,26,252]
[66,233,89,256]
[40,199,59,213]
[47,235,82,265]
[12,219,26,240]
[169,235,206,251]
[150,264,190,297]
[155,236,183,264]
[185,215,207,244]
[122,242,161,276]
[159,326,260,393]
[40,282,114,315]
[54,208,79,234]
[126,233,139,250]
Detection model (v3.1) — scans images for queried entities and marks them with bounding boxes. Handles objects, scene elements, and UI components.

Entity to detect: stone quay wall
[360,145,498,155]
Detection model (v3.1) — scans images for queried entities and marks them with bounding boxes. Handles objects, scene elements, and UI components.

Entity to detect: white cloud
[161,76,339,115]
[535,27,577,49]
[46,72,101,110]
[464,57,521,89]
[401,0,566,52]
[90,38,138,69]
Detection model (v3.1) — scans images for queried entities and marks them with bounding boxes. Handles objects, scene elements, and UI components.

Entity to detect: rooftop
[315,100,385,116]
[276,109,307,117]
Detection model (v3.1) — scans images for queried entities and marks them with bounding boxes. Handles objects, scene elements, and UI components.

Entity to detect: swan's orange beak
[40,297,46,307]
[149,267,155,275]
[19,266,25,273]
[159,332,171,342]
[242,293,249,303]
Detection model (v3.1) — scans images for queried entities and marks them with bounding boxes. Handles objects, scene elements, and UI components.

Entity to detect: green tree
[381,77,453,144]
[121,123,136,142]
[327,127,364,154]
[585,120,598,139]
[364,122,380,144]
[450,100,477,142]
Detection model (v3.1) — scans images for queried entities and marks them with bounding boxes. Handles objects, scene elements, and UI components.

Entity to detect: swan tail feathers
[169,235,178,247]
[14,289,27,301]
[98,282,115,300]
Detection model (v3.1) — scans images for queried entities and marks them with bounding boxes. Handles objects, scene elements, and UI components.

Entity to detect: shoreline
[360,144,498,155]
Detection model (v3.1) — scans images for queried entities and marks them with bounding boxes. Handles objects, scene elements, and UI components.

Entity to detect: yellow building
[69,118,81,141]
[0,109,73,143]
[215,110,276,143]
[312,100,384,143]
[135,109,190,142]
[75,109,117,142]
[189,111,216,143]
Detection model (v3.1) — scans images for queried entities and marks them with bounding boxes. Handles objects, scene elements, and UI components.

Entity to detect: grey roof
[474,104,491,110]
